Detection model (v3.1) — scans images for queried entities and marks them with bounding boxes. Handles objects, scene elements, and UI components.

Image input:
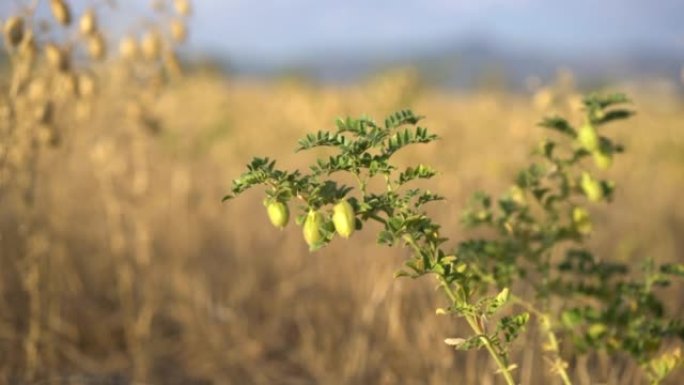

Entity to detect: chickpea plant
[224,94,684,385]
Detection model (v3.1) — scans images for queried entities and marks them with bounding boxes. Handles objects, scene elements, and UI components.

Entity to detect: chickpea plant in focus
[225,94,684,383]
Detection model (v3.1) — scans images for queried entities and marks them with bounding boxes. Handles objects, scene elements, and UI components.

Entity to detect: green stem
[403,232,516,384]
[399,211,517,384]
[510,295,573,385]
[539,314,573,385]
[439,277,517,385]
[353,172,368,196]
[384,173,394,192]
[366,212,388,226]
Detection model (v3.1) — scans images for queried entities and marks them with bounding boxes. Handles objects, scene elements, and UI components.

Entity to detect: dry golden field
[1,55,684,385]
[4,0,684,382]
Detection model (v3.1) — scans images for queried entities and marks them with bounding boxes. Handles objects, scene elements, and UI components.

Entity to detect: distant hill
[3,38,682,91]
[214,37,684,90]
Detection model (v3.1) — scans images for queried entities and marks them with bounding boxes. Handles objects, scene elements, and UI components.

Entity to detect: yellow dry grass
[1,65,683,385]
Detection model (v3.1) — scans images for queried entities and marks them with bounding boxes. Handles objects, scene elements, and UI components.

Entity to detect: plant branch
[439,275,517,385]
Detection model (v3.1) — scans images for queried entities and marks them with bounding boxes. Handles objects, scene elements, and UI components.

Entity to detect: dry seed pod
[163,50,182,76]
[87,33,106,61]
[55,73,78,98]
[27,79,47,102]
[44,43,69,72]
[79,9,97,36]
[119,35,138,60]
[19,31,37,62]
[34,101,53,124]
[77,73,96,98]
[141,31,161,60]
[170,19,187,43]
[50,0,72,26]
[174,0,192,16]
[46,124,61,147]
[3,16,25,49]
[75,98,93,121]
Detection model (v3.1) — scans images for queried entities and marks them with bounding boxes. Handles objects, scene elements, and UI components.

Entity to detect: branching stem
[510,295,573,385]
[401,227,518,384]
[438,276,517,385]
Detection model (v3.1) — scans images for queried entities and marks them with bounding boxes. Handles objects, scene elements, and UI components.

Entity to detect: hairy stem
[510,295,573,385]
[439,276,517,385]
[399,230,517,384]
[539,314,573,385]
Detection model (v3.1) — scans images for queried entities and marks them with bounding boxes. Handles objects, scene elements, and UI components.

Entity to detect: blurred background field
[1,1,683,384]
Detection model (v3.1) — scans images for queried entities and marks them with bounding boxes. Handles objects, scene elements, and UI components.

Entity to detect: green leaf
[479,288,511,316]
[383,126,439,157]
[495,287,510,305]
[444,335,486,351]
[660,264,684,277]
[397,164,437,185]
[561,309,584,328]
[583,93,631,110]
[595,109,635,126]
[384,109,424,129]
[394,269,418,279]
[497,312,530,343]
[587,323,607,339]
[296,131,347,151]
[539,116,576,137]
[644,348,684,383]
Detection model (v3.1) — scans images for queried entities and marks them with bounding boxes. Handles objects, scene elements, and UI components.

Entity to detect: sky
[1,1,682,67]
[189,0,684,62]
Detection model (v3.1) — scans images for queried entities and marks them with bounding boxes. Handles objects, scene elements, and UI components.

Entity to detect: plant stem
[401,232,517,385]
[467,315,517,385]
[510,295,573,385]
[539,314,573,385]
[439,277,517,385]
[353,172,367,196]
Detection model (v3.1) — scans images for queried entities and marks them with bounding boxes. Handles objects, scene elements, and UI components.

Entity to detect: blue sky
[190,0,684,61]
[1,1,682,64]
